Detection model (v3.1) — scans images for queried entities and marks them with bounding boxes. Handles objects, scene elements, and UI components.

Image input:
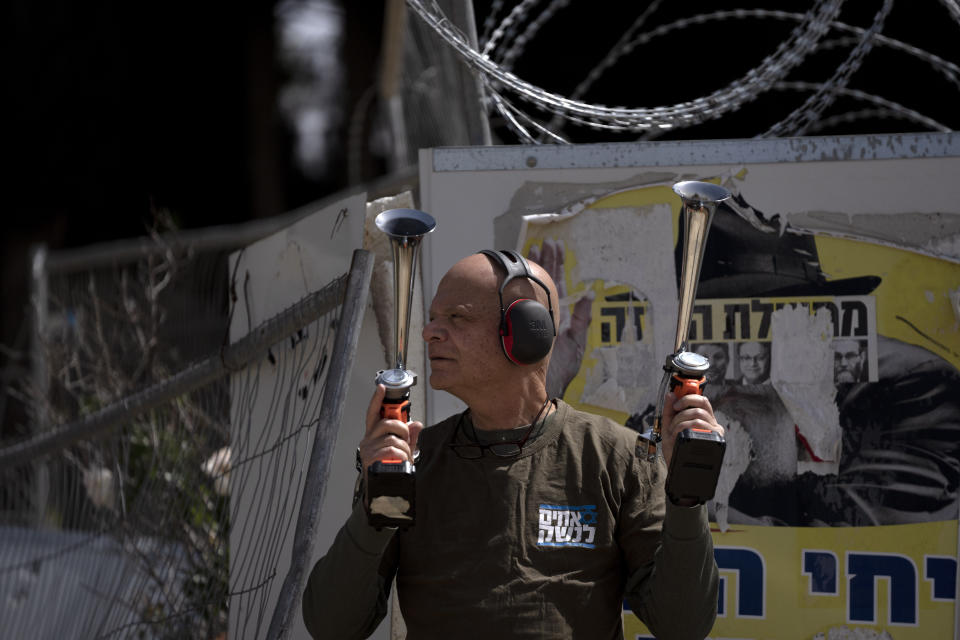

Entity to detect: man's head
[738,341,770,384]
[694,342,730,383]
[422,252,559,405]
[832,338,866,383]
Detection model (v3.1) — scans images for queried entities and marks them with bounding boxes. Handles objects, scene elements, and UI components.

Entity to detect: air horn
[366,208,436,529]
[644,181,729,505]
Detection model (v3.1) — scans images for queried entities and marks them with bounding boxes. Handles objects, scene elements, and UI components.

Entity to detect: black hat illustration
[686,192,882,299]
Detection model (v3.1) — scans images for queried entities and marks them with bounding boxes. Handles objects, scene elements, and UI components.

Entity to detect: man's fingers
[362,419,411,463]
[666,394,722,436]
[671,410,720,434]
[376,429,413,459]
[408,422,424,455]
[671,392,714,415]
[661,392,723,467]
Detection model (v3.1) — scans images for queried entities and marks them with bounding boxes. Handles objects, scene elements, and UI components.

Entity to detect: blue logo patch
[537,504,598,548]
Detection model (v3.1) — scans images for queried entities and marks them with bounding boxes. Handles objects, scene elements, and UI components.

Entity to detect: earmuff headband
[478,249,557,365]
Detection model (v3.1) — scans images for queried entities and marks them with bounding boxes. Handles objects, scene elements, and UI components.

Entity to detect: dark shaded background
[5,0,959,435]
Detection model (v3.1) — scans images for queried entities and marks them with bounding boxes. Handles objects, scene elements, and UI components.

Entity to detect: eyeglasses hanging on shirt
[449,398,551,459]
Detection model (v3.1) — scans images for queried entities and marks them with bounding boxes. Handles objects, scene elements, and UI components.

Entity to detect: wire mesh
[0,226,359,639]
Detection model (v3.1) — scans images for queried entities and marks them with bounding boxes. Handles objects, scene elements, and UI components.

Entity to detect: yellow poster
[517,177,960,636]
[624,520,958,640]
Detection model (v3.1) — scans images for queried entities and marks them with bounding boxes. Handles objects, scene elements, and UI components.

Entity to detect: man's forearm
[626,503,719,640]
[301,501,397,639]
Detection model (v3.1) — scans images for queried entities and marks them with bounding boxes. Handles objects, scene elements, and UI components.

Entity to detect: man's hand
[358,384,423,480]
[528,239,593,399]
[659,391,724,470]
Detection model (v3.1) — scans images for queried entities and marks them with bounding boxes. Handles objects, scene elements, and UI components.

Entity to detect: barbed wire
[407,0,959,141]
[407,0,845,133]
[803,107,914,134]
[583,8,960,95]
[773,81,951,131]
[488,0,571,71]
[938,0,960,23]
[481,0,546,61]
[764,0,893,137]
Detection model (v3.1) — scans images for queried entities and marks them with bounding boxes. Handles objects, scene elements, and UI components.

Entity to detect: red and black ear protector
[478,249,557,365]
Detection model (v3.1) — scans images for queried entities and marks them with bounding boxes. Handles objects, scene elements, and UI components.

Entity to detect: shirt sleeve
[301,498,400,639]
[621,450,719,640]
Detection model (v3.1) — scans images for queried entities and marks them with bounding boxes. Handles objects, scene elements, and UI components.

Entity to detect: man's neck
[468,388,552,432]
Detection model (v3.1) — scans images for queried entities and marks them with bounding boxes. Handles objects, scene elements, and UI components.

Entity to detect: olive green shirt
[303,400,718,639]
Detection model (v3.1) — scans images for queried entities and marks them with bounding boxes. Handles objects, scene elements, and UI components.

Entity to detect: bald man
[303,250,722,639]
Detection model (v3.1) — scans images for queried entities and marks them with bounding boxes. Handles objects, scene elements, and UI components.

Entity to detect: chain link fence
[0,211,373,639]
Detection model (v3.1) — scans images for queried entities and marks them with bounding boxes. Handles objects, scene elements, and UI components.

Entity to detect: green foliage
[38,212,231,638]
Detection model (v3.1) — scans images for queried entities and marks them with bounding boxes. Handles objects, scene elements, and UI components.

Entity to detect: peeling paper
[710,410,753,533]
[787,210,960,262]
[712,385,798,487]
[581,341,658,415]
[770,305,842,474]
[581,348,629,411]
[925,231,960,260]
[581,296,652,412]
[557,205,676,301]
[521,203,678,410]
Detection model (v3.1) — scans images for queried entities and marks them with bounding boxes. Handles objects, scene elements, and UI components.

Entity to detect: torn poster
[513,176,960,530]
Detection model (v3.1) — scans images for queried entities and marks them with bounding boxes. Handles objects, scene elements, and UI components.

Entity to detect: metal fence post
[264,248,374,640]
[28,244,50,526]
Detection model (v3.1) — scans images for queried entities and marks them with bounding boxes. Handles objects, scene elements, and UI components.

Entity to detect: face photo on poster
[831,337,868,383]
[691,341,731,385]
[735,341,770,385]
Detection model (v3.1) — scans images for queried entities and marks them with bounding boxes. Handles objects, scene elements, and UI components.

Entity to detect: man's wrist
[352,472,365,506]
[663,500,709,540]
